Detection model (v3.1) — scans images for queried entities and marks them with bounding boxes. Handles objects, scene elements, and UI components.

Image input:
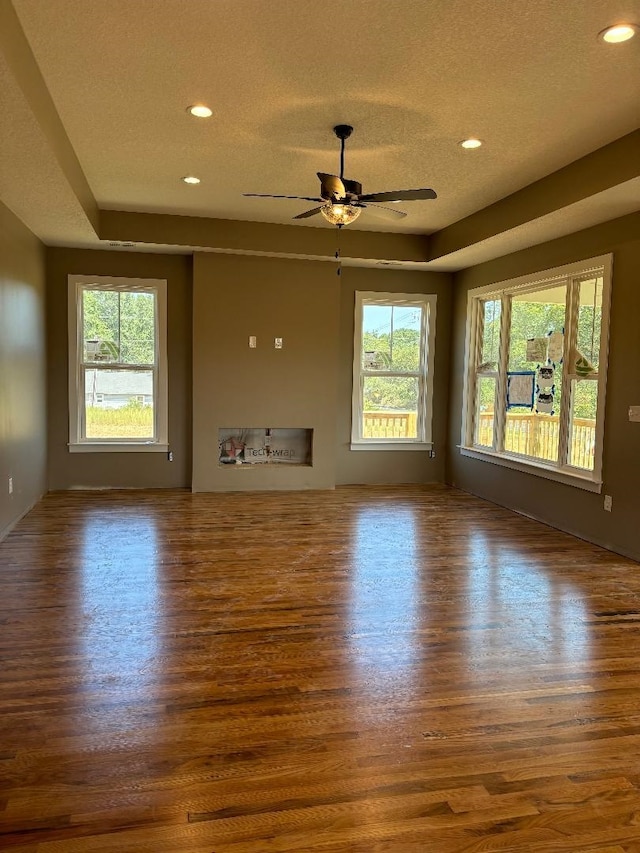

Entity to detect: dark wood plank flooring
[1,485,640,852]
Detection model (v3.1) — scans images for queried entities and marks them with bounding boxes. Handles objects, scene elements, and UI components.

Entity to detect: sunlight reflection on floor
[348,505,421,706]
[80,512,161,688]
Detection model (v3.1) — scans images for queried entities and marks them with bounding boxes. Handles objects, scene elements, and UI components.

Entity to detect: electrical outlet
[275,337,283,349]
[168,451,173,462]
[603,494,612,512]
[249,335,256,348]
[8,477,13,495]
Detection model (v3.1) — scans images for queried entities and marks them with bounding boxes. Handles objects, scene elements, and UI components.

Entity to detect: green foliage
[571,378,598,421]
[480,297,602,419]
[476,376,496,413]
[83,289,155,364]
[363,328,420,372]
[363,376,418,411]
[362,328,420,410]
[83,290,118,349]
[507,301,565,372]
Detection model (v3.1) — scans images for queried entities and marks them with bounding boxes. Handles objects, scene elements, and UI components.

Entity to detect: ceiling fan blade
[317,173,346,200]
[293,206,324,220]
[342,178,363,196]
[243,193,322,202]
[361,203,408,220]
[358,188,438,203]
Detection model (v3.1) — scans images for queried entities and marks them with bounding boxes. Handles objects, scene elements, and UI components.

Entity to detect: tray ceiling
[1,0,639,268]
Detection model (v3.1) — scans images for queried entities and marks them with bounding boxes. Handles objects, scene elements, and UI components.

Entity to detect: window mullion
[79,364,87,440]
[494,295,511,452]
[77,286,85,441]
[557,278,578,468]
[461,296,473,447]
[81,362,154,371]
[361,371,421,379]
[469,298,485,446]
[417,303,429,442]
[153,294,159,440]
[353,295,364,441]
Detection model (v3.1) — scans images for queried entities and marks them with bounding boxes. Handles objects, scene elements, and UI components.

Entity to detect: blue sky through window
[363,305,421,335]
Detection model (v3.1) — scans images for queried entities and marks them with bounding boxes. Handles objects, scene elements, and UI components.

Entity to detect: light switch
[275,337,283,349]
[629,406,640,422]
[249,335,256,348]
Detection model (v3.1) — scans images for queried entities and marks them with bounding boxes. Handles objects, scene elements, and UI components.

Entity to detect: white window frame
[351,291,437,451]
[460,254,612,491]
[68,275,168,452]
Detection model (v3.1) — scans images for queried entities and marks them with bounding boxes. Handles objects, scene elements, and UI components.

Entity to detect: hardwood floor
[1,485,640,852]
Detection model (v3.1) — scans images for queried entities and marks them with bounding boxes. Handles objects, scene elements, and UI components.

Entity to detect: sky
[363,305,421,335]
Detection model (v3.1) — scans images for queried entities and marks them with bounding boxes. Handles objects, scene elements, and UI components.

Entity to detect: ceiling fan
[244,125,437,227]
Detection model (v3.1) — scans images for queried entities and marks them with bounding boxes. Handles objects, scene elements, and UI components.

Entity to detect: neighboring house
[84,370,153,409]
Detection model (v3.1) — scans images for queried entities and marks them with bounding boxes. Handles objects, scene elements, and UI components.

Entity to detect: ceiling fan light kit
[244,124,437,227]
[320,202,361,226]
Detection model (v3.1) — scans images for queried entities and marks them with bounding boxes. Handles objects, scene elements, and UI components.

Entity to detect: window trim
[460,254,613,491]
[67,275,168,452]
[351,291,437,451]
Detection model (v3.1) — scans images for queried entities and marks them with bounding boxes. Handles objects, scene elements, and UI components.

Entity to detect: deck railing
[363,411,418,439]
[477,412,596,469]
[363,410,597,470]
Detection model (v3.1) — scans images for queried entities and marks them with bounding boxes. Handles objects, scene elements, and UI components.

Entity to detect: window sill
[350,441,433,452]
[69,442,169,454]
[458,445,602,493]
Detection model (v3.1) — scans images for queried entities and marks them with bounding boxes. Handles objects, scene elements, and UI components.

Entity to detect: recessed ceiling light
[460,138,482,149]
[599,23,637,43]
[182,176,201,184]
[187,104,213,118]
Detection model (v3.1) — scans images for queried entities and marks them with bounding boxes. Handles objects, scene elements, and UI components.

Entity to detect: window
[461,255,612,490]
[351,291,437,450]
[68,275,168,451]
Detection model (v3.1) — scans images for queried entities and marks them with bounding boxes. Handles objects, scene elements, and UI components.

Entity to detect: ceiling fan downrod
[333,124,353,182]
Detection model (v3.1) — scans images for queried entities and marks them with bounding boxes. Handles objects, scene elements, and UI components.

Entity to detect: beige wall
[46,248,193,489]
[336,266,452,485]
[3,201,636,562]
[0,202,46,538]
[193,253,341,491]
[44,247,452,495]
[447,212,640,562]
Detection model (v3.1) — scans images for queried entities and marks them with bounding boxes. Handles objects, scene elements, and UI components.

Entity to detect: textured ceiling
[2,0,640,264]
[0,47,96,245]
